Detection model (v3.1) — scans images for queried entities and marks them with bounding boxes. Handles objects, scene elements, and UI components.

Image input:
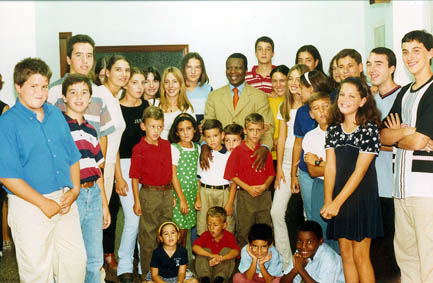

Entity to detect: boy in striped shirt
[62,73,111,283]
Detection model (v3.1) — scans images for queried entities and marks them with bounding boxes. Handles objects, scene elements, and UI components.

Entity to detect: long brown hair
[279,64,309,122]
[328,77,381,126]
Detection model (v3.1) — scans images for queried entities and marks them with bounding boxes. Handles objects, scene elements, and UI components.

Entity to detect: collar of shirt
[229,82,245,98]
[63,111,88,126]
[239,140,261,152]
[15,98,52,122]
[379,85,401,99]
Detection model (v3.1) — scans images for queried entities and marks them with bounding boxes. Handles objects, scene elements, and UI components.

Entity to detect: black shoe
[200,276,211,283]
[213,276,225,283]
[118,273,134,283]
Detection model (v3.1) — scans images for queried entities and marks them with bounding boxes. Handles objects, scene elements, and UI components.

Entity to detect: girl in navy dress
[321,77,383,283]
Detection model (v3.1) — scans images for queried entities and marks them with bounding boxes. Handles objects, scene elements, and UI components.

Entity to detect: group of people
[0,28,432,283]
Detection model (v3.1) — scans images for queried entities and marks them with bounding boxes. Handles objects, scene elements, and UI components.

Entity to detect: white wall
[392,1,433,86]
[34,1,367,89]
[0,1,37,106]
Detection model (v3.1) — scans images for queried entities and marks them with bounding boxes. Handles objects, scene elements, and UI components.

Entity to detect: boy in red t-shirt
[224,113,275,248]
[193,206,240,283]
[129,106,173,280]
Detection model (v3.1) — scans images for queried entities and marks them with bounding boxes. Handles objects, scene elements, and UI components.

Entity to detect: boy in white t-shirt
[195,119,236,235]
[302,92,338,252]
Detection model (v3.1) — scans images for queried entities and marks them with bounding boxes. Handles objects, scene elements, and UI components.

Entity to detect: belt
[202,183,230,190]
[81,181,95,189]
[141,184,171,191]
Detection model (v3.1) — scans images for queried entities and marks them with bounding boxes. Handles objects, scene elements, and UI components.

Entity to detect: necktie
[233,87,239,109]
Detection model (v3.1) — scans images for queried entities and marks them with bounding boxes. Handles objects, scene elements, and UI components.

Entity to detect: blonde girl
[159,67,194,139]
[272,64,308,268]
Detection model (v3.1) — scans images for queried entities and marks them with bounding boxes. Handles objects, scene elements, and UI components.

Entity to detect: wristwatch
[314,159,322,166]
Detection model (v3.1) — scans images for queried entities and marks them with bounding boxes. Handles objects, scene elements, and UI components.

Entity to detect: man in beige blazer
[202,53,274,169]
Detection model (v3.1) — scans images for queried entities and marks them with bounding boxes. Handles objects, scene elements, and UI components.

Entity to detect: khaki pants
[8,190,86,283]
[195,247,236,280]
[138,188,173,277]
[394,197,433,283]
[236,190,272,248]
[196,185,235,235]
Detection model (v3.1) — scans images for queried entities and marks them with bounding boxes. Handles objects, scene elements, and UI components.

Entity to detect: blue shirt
[293,104,317,172]
[0,99,81,194]
[374,87,400,198]
[283,243,345,283]
[238,245,283,277]
[186,83,212,116]
[229,82,245,98]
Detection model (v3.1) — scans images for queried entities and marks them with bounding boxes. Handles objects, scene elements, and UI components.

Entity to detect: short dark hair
[66,34,95,59]
[255,36,274,52]
[62,74,93,97]
[402,29,433,51]
[336,48,366,82]
[244,113,264,128]
[402,30,433,64]
[300,70,333,93]
[227,53,248,70]
[181,52,209,86]
[336,48,362,65]
[298,220,323,240]
[207,206,227,222]
[223,123,244,139]
[248,223,273,245]
[295,45,324,73]
[14,57,52,87]
[202,119,223,134]
[270,65,290,78]
[168,113,200,143]
[141,105,164,122]
[370,47,397,79]
[329,77,381,126]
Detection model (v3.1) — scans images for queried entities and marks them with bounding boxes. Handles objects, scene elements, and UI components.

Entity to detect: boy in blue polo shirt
[0,58,86,282]
[62,73,111,283]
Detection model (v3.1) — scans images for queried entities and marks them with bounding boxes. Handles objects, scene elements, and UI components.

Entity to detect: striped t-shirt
[245,65,275,94]
[63,113,104,184]
[388,76,433,198]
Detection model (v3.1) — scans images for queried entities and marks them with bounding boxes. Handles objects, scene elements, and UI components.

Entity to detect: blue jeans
[311,178,340,254]
[298,169,314,220]
[118,158,141,275]
[76,184,103,283]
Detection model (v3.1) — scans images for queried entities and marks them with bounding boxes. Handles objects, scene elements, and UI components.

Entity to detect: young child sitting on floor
[193,206,240,283]
[233,223,283,283]
[145,222,198,283]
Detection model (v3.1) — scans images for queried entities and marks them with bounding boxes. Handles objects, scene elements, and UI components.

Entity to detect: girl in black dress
[321,77,383,283]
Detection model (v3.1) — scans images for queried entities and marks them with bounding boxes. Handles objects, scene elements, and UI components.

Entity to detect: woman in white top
[272,64,308,269]
[143,66,161,107]
[159,67,194,140]
[96,55,130,270]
